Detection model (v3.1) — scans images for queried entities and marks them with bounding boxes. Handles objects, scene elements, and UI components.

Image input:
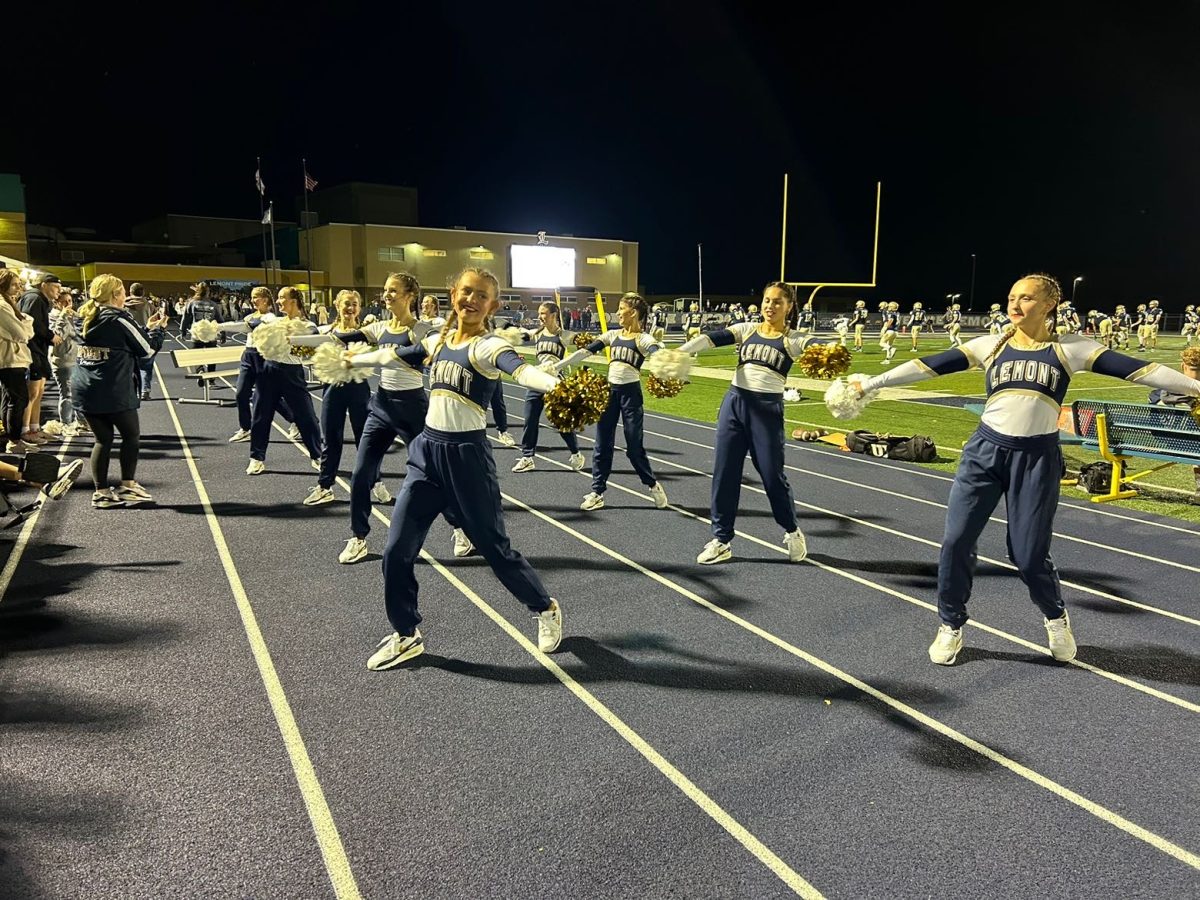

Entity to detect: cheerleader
[944,303,963,347]
[488,374,516,446]
[879,301,900,364]
[1145,299,1164,349]
[511,302,586,473]
[224,287,296,443]
[245,287,323,475]
[846,273,1200,665]
[905,302,926,351]
[348,267,563,670]
[331,273,433,564]
[849,300,869,351]
[1182,305,1198,346]
[303,290,374,506]
[555,292,668,511]
[677,281,812,565]
[419,294,446,329]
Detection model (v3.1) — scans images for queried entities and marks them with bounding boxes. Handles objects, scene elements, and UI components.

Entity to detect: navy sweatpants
[349,387,428,539]
[249,363,322,462]
[520,389,579,458]
[317,381,370,489]
[382,427,552,636]
[937,425,1066,628]
[591,381,657,494]
[236,350,295,432]
[711,386,797,543]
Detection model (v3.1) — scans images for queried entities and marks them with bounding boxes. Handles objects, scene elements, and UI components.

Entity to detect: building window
[376,246,405,262]
[422,248,447,257]
[586,257,607,265]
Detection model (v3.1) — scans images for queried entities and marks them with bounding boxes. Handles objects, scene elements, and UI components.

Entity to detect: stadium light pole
[969,253,977,310]
[1072,276,1084,304]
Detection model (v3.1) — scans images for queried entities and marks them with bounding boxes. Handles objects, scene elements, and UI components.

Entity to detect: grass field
[604,331,1200,522]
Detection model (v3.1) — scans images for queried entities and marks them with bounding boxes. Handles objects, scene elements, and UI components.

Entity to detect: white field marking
[626,392,1200,533]
[156,368,362,900]
[523,450,1200,717]
[497,387,1200,626]
[0,438,74,604]
[637,426,1200,577]
[494,475,1200,872]
[263,423,825,898]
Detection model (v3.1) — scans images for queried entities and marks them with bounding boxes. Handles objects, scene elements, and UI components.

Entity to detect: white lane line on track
[519,450,1200,716]
[0,438,75,605]
[637,402,1200,535]
[156,366,362,900]
[498,387,1200,627]
[489,468,1200,873]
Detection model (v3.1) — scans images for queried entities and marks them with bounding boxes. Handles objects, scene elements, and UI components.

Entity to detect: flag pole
[257,157,269,287]
[268,201,279,289]
[302,159,315,307]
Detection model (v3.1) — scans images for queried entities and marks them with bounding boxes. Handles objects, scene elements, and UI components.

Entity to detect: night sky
[10,1,1200,307]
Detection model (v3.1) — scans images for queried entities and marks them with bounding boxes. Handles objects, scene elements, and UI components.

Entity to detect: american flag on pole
[304,168,318,192]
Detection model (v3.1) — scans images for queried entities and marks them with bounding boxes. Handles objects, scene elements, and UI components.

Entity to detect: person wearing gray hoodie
[49,289,85,433]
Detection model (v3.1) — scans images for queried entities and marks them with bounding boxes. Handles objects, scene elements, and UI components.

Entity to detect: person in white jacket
[0,270,36,453]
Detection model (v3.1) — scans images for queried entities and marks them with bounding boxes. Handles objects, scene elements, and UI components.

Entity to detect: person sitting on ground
[0,455,84,503]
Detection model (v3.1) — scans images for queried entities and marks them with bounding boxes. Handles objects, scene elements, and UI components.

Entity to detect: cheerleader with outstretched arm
[844,273,1200,666]
[344,267,563,670]
[511,301,585,473]
[676,281,812,565]
[554,292,668,511]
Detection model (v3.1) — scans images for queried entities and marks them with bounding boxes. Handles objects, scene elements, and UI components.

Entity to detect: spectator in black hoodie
[179,282,224,377]
[73,275,166,509]
[18,272,61,444]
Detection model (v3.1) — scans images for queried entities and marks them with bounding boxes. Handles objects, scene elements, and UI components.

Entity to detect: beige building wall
[305,223,637,298]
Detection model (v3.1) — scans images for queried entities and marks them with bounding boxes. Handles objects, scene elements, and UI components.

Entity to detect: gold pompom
[291,344,318,359]
[646,374,684,398]
[544,367,610,432]
[573,331,598,350]
[797,343,853,379]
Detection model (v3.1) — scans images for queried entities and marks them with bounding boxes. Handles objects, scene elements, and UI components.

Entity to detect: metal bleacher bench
[169,346,244,405]
[1070,399,1200,503]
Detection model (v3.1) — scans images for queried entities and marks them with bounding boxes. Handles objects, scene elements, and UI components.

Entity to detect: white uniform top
[556,329,662,385]
[366,319,433,392]
[681,322,812,393]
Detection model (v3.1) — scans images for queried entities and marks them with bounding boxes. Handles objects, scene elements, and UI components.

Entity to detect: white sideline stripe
[525,452,1200,717]
[494,481,1200,872]
[639,399,1200,535]
[0,439,74,604]
[642,425,1200,576]
[156,367,362,900]
[496,386,1200,628]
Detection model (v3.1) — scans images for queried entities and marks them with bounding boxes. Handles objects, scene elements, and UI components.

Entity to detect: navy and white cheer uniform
[681,323,814,544]
[249,317,323,464]
[372,332,560,636]
[225,312,296,433]
[517,327,580,459]
[557,329,663,495]
[864,334,1200,629]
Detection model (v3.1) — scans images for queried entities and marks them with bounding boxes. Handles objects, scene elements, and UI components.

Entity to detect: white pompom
[824,374,876,420]
[190,319,219,343]
[255,318,313,363]
[645,348,693,381]
[312,341,372,384]
[495,326,524,347]
[783,388,801,402]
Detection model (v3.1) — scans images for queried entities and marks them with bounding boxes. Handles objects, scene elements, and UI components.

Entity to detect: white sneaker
[649,482,668,508]
[568,452,585,470]
[228,428,252,443]
[452,528,474,557]
[1044,611,1077,662]
[303,486,335,506]
[92,488,123,509]
[535,599,563,653]
[246,459,266,476]
[339,536,368,564]
[783,529,807,562]
[496,431,516,447]
[287,424,301,440]
[580,492,605,510]
[43,459,84,500]
[115,482,154,505]
[929,624,963,665]
[367,629,425,671]
[697,539,732,565]
[511,456,536,473]
[371,482,392,503]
